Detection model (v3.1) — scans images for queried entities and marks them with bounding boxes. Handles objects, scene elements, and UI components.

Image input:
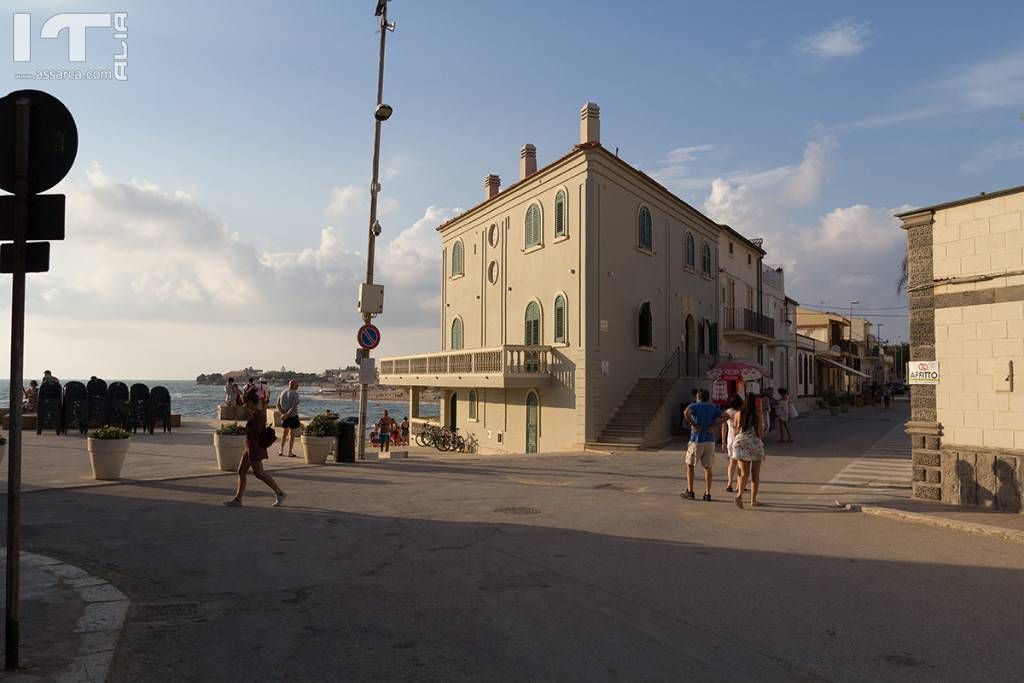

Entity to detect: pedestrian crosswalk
[822,423,912,497]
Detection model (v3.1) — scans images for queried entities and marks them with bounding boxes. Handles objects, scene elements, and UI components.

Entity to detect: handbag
[258,426,277,449]
[788,403,799,419]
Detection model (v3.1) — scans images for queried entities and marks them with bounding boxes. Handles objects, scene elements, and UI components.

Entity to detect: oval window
[488,261,499,284]
[488,224,499,247]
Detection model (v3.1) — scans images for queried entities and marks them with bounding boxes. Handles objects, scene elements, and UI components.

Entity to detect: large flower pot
[214,433,247,472]
[301,435,334,465]
[87,438,130,480]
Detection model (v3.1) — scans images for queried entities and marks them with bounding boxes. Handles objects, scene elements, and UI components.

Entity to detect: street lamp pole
[356,0,395,461]
[847,300,859,392]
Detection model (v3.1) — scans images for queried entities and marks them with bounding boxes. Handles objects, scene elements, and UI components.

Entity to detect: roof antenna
[615,147,619,157]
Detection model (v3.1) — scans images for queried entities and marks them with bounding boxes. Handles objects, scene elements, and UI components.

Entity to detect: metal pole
[6,95,30,672]
[356,2,390,461]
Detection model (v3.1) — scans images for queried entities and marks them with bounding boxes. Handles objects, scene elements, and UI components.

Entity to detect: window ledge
[636,246,655,256]
[523,244,544,255]
[552,341,569,348]
[638,346,656,352]
[701,273,713,281]
[553,234,569,244]
[450,273,465,281]
[683,265,696,273]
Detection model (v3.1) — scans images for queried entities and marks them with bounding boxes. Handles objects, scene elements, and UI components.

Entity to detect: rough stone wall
[901,211,943,501]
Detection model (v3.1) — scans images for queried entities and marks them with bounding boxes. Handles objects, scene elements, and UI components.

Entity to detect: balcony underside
[378,373,551,389]
[722,329,773,342]
[379,345,554,389]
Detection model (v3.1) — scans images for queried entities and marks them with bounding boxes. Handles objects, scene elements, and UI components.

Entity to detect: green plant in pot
[87,425,131,480]
[301,413,339,465]
[213,422,247,472]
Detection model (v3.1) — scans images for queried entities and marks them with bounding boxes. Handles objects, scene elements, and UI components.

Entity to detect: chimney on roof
[580,102,600,144]
[520,144,537,180]
[484,174,500,200]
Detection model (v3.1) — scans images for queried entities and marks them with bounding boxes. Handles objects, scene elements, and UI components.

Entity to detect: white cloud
[799,18,870,59]
[325,185,362,219]
[962,138,1024,174]
[0,167,454,375]
[942,49,1024,108]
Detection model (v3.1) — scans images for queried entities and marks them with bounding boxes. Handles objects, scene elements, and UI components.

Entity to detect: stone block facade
[899,187,1024,513]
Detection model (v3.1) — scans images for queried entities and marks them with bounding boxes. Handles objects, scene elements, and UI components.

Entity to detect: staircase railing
[639,345,682,439]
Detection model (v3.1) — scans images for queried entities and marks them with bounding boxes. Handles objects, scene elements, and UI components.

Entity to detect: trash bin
[336,421,355,463]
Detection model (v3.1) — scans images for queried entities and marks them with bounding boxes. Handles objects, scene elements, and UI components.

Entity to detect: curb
[2,550,129,681]
[838,501,1024,544]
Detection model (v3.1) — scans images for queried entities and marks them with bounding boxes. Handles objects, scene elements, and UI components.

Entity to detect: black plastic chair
[86,378,107,428]
[106,382,130,428]
[149,386,172,433]
[129,383,151,434]
[61,381,88,435]
[36,380,62,435]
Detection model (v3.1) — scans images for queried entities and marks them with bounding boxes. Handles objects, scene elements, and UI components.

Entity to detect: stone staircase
[588,377,678,450]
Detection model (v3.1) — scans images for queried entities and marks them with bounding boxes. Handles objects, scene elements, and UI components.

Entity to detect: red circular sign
[357,324,381,350]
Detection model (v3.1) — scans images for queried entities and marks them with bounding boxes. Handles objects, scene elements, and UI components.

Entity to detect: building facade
[899,185,1024,512]
[380,103,729,453]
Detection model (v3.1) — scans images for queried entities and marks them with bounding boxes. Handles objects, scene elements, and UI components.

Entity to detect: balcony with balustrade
[722,307,775,341]
[379,345,554,388]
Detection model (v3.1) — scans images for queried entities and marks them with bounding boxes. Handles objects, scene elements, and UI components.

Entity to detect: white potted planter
[87,426,131,480]
[301,413,339,465]
[213,424,247,472]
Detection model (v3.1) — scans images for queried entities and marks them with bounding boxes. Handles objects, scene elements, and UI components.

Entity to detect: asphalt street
[4,403,1023,681]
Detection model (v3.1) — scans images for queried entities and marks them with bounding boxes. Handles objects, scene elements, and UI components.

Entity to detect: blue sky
[3,0,1024,376]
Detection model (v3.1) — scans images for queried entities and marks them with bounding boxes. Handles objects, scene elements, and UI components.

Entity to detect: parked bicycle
[414,423,465,452]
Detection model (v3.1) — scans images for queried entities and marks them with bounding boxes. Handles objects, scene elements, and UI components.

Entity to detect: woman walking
[732,393,766,509]
[224,389,287,507]
[722,394,743,492]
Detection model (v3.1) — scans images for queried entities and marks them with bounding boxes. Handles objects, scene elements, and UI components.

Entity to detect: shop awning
[817,355,871,379]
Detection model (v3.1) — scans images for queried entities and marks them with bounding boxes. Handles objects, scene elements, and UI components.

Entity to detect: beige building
[899,185,1024,512]
[380,103,734,453]
[795,308,871,395]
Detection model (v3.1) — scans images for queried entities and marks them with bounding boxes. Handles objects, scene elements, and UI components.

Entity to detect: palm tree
[897,253,908,293]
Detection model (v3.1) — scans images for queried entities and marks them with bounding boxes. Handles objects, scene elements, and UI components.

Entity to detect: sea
[0,379,438,427]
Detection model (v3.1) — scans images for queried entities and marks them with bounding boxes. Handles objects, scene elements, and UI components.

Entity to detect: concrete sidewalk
[842,500,1024,544]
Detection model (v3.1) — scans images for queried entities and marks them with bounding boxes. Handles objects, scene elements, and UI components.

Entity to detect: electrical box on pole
[358,283,384,315]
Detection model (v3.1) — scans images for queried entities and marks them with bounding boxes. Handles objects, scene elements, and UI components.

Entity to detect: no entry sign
[357,323,381,350]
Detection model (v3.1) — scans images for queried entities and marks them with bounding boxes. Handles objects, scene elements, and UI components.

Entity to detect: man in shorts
[682,388,723,501]
[276,380,301,457]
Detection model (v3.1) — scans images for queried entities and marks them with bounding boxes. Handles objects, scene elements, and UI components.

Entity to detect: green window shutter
[452,319,462,349]
[554,296,565,343]
[526,205,541,247]
[555,192,566,237]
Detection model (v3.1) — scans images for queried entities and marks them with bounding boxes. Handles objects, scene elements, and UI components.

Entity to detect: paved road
[5,403,1024,681]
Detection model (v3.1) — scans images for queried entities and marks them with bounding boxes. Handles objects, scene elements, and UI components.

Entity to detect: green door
[525,392,538,454]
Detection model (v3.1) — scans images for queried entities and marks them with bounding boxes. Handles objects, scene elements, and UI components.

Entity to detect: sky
[2,0,1023,378]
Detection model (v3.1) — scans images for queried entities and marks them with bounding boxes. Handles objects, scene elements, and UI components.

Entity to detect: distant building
[795,308,871,395]
[898,184,1024,512]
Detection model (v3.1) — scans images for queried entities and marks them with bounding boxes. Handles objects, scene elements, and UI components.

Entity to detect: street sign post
[1,89,75,672]
[357,323,381,350]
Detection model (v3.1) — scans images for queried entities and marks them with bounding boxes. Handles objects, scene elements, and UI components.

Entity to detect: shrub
[305,413,340,438]
[0,435,6,446]
[90,425,130,440]
[216,422,247,436]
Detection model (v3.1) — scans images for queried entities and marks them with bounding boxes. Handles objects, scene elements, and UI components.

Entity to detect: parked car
[889,382,906,395]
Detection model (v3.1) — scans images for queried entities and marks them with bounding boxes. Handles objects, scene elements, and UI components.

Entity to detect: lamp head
[375,103,393,121]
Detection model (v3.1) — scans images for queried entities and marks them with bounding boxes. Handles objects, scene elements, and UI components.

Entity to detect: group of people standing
[682,386,795,509]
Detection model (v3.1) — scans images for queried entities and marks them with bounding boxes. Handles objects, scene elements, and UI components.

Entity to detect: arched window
[685,233,695,268]
[638,206,653,251]
[468,389,478,421]
[701,242,712,274]
[638,302,653,348]
[451,240,464,277]
[525,204,542,248]
[451,318,463,350]
[524,302,541,345]
[553,295,566,344]
[554,190,567,238]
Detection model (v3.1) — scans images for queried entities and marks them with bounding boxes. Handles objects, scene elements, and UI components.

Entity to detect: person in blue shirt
[682,388,723,501]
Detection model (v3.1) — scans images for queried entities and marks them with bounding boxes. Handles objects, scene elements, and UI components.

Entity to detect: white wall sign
[359,357,377,384]
[908,361,939,385]
[601,360,610,375]
[600,319,609,333]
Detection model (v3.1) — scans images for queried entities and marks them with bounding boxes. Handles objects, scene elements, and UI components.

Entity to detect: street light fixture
[847,300,859,392]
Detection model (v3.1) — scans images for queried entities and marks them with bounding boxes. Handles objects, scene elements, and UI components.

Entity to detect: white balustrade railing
[379,345,552,377]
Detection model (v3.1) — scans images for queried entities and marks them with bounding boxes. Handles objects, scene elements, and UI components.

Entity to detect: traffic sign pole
[5,95,29,672]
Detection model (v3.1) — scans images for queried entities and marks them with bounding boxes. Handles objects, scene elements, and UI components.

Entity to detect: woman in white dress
[722,394,743,493]
[732,393,766,509]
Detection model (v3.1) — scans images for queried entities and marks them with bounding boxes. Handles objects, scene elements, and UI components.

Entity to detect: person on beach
[225,377,242,406]
[400,416,409,446]
[776,388,793,443]
[376,410,394,453]
[682,388,723,501]
[277,380,301,457]
[243,377,256,399]
[732,393,766,509]
[22,380,39,412]
[256,378,269,408]
[722,394,743,493]
[42,370,59,386]
[223,389,286,508]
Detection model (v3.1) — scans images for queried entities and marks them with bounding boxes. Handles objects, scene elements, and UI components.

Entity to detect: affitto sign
[908,361,940,385]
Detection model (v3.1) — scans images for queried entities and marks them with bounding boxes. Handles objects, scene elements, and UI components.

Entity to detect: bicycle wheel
[455,436,465,452]
[436,434,451,451]
[416,432,428,447]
